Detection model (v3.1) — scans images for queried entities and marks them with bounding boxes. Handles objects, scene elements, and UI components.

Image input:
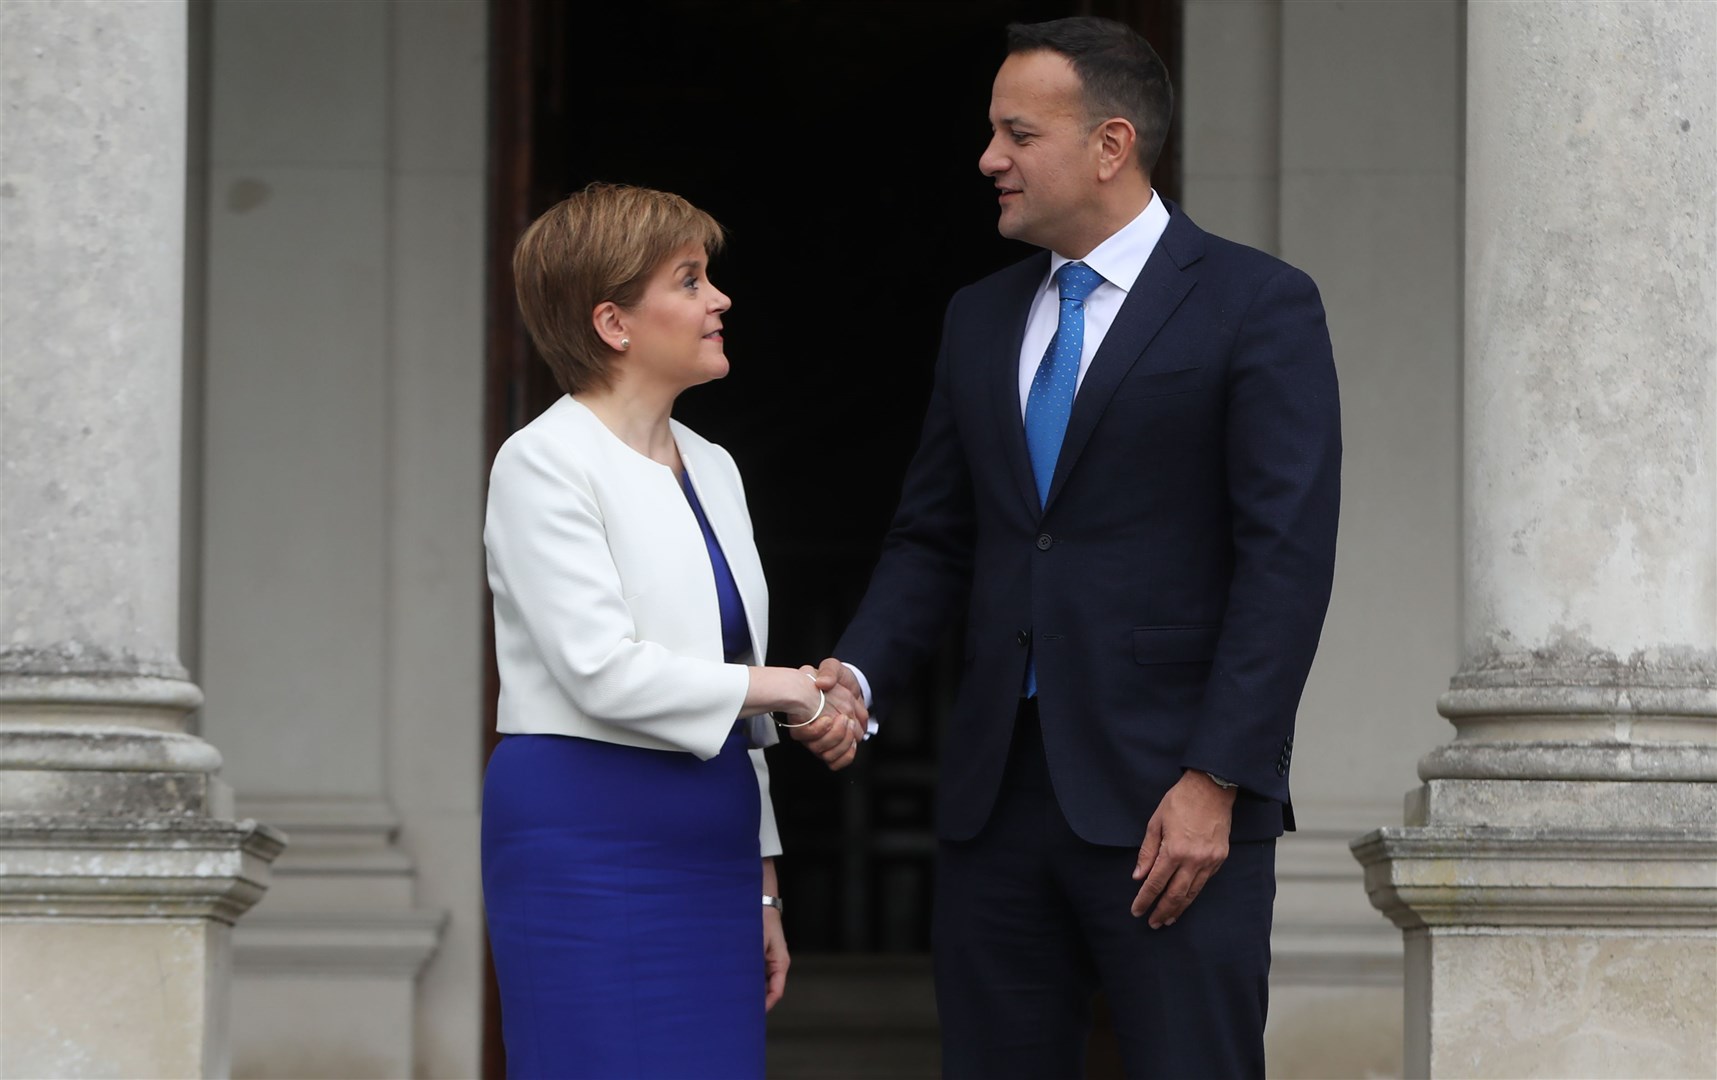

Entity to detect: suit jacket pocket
[1113,366,1208,401]
[1133,624,1220,665]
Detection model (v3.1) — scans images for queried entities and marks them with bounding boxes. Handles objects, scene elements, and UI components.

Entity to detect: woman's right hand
[744,667,858,769]
[781,672,860,771]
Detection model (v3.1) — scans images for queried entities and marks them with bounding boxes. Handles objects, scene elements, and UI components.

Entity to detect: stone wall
[188,0,489,1075]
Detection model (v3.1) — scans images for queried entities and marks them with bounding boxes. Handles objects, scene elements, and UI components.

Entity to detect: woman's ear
[592,301,629,353]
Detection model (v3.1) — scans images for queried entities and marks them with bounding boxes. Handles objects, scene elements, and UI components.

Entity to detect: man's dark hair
[1006,16,1174,173]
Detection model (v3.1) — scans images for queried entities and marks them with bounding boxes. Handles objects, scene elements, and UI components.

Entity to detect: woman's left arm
[763,857,788,1011]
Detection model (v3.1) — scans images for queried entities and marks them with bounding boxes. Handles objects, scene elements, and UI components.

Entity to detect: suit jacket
[837,203,1340,846]
[485,396,781,855]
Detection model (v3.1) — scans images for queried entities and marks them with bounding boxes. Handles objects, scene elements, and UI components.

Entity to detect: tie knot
[1055,261,1103,304]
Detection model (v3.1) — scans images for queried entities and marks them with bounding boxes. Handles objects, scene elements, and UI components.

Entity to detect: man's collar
[1047,192,1170,294]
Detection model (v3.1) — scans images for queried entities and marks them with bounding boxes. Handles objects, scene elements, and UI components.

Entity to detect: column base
[0,815,284,1079]
[0,703,283,1077]
[1353,821,1717,1077]
[0,723,232,818]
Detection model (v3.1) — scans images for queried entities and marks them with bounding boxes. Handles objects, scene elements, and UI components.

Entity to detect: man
[795,16,1339,1079]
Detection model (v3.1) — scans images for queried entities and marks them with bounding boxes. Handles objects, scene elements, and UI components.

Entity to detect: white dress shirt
[1016,192,1170,412]
[849,193,1170,726]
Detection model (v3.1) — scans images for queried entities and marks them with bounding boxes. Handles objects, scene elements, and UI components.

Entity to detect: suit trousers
[933,701,1275,1079]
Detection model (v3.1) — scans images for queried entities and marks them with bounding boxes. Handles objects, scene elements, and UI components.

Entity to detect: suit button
[1277,763,1287,776]
[1036,534,1053,551]
[1017,630,1030,646]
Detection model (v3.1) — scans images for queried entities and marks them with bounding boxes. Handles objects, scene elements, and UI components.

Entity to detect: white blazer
[485,396,781,856]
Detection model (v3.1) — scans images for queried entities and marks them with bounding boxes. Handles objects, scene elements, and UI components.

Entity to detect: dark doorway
[485,2,1182,1075]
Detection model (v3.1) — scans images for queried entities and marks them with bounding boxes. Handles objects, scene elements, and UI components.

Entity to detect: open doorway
[485,2,1182,1074]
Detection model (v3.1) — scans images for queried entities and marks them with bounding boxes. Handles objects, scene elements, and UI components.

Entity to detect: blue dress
[482,472,764,1079]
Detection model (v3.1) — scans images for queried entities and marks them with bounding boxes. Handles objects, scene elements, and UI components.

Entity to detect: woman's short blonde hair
[512,183,726,395]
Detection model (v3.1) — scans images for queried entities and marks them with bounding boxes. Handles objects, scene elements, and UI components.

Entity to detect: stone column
[1353,3,1717,1076]
[0,2,281,1076]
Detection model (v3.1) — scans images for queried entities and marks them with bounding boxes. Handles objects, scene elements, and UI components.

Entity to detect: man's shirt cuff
[842,662,879,738]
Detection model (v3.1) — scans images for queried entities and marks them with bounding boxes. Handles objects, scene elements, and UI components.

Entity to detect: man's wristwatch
[1202,771,1238,790]
[762,895,785,915]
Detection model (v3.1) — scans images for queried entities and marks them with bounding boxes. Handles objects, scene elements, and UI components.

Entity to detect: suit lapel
[1043,209,1204,513]
[988,251,1053,518]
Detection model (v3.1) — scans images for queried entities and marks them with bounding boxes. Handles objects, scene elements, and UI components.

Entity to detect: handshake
[774,657,868,772]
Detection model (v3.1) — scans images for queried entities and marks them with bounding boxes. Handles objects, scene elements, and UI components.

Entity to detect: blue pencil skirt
[481,727,764,1079]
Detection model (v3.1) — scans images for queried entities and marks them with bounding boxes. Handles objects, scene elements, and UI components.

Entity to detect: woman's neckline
[568,395,685,478]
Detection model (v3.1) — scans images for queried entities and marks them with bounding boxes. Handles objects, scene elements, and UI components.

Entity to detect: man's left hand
[1129,770,1238,928]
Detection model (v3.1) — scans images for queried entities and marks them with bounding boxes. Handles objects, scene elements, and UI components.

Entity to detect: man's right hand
[786,658,868,771]
[812,657,868,727]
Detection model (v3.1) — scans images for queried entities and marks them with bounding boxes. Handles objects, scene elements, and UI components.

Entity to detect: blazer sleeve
[485,435,749,760]
[1181,264,1341,801]
[751,748,782,857]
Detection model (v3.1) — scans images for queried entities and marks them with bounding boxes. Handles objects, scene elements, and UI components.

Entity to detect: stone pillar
[0,2,281,1076]
[1353,2,1717,1076]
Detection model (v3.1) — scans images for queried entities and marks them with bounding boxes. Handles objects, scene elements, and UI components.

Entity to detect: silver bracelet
[762,894,784,914]
[773,673,826,729]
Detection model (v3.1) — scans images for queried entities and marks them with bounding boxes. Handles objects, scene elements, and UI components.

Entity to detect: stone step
[766,954,940,1078]
[769,1032,941,1079]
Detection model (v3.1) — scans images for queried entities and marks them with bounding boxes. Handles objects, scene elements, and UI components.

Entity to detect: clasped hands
[780,657,867,772]
[776,661,1237,927]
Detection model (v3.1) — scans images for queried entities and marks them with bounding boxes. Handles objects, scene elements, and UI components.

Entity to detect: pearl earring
[619,338,630,350]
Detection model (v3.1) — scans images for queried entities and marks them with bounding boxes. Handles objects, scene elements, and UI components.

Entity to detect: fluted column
[1353,2,1717,1076]
[0,2,280,1076]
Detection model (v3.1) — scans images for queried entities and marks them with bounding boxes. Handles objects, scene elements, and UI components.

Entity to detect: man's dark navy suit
[836,203,1341,1078]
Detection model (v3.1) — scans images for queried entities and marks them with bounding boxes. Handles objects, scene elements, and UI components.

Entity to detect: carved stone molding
[0,815,286,923]
[1352,826,1717,931]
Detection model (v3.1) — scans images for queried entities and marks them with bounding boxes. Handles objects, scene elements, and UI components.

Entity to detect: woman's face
[622,243,732,391]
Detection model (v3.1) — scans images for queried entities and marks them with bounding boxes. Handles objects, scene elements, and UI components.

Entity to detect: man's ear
[1094,117,1139,182]
[592,301,629,352]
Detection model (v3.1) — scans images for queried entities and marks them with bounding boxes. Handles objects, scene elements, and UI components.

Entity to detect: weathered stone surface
[1419,739,1717,784]
[1417,930,1717,1079]
[0,818,282,1075]
[0,724,226,816]
[1412,778,1717,830]
[1357,4,1717,1075]
[0,0,191,682]
[0,3,283,1076]
[0,769,212,817]
[0,920,230,1079]
[0,724,221,773]
[1461,1,1716,676]
[1354,827,1717,930]
[0,816,283,919]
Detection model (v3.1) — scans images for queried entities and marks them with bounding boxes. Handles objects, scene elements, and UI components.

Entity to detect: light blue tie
[1023,260,1103,698]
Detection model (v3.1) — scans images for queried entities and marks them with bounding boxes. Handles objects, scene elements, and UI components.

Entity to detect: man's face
[979,50,1099,253]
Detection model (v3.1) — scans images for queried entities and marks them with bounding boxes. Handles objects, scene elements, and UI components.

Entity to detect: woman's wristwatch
[762,895,784,914]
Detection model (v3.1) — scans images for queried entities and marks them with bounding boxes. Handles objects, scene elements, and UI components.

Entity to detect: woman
[482,183,856,1078]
